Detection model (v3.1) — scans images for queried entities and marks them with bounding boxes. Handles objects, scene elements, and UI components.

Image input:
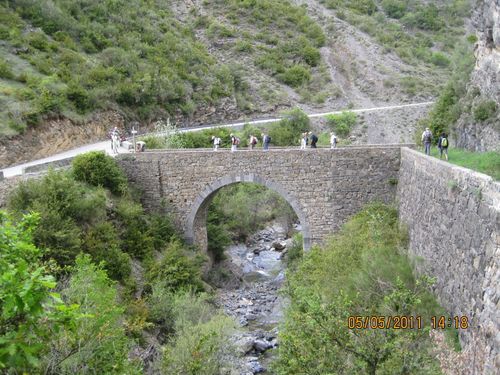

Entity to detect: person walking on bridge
[421,127,433,155]
[330,132,337,149]
[262,133,271,151]
[212,135,221,151]
[300,132,307,149]
[230,134,239,152]
[249,134,258,150]
[309,132,318,148]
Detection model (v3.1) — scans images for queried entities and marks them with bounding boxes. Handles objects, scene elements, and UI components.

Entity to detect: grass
[428,148,500,180]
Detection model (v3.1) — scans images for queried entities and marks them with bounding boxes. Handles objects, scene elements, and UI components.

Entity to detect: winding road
[1,102,433,178]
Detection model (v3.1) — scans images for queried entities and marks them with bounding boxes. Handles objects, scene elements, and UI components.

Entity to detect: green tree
[326,111,357,137]
[269,107,310,146]
[0,211,78,372]
[273,204,449,374]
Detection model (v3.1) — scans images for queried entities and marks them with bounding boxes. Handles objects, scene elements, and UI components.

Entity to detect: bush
[160,291,235,374]
[279,65,311,87]
[0,58,14,79]
[72,151,127,195]
[325,111,357,137]
[273,204,450,374]
[268,107,310,146]
[382,0,407,19]
[0,211,77,372]
[44,255,141,374]
[146,239,204,292]
[83,222,131,280]
[474,100,497,122]
[8,170,107,267]
[430,52,450,67]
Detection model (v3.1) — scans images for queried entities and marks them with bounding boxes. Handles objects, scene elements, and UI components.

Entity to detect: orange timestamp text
[347,315,469,330]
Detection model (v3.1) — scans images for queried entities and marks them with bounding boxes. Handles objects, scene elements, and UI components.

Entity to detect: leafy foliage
[273,203,453,374]
[72,151,127,195]
[43,255,141,374]
[0,211,79,372]
[268,107,311,146]
[473,100,498,122]
[325,111,357,137]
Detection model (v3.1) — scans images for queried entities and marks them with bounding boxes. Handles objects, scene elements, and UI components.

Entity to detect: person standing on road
[330,132,337,149]
[262,133,271,151]
[300,132,307,149]
[438,132,449,161]
[249,134,258,150]
[111,126,120,154]
[212,135,221,151]
[309,132,318,148]
[230,134,239,152]
[421,127,433,155]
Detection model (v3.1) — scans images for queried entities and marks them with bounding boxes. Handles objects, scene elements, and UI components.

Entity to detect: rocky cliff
[455,0,500,151]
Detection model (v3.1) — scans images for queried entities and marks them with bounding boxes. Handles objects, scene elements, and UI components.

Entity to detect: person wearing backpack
[230,134,239,152]
[309,132,318,148]
[421,127,433,155]
[262,133,271,150]
[212,135,221,151]
[249,135,258,150]
[438,132,449,161]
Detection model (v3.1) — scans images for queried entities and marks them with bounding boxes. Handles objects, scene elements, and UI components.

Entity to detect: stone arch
[185,173,312,253]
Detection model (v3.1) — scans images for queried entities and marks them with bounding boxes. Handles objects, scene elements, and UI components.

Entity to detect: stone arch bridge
[117,145,403,251]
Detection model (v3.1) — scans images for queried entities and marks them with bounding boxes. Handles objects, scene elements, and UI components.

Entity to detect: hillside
[0,0,473,166]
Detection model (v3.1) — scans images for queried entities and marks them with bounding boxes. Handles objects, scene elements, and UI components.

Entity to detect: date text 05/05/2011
[347,315,469,330]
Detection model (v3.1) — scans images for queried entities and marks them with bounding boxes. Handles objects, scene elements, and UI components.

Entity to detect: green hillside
[0,0,324,136]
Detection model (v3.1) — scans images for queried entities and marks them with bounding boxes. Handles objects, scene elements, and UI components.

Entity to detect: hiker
[136,141,145,152]
[300,132,307,149]
[309,132,318,148]
[230,134,239,152]
[111,126,120,154]
[249,134,258,150]
[212,135,221,151]
[438,132,449,161]
[421,127,433,155]
[330,132,337,149]
[262,133,271,151]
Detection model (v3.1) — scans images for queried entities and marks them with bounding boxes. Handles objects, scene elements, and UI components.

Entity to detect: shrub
[44,255,141,374]
[0,58,14,79]
[273,204,450,374]
[8,170,107,267]
[430,52,450,67]
[0,211,78,372]
[382,0,407,19]
[268,107,310,146]
[146,239,204,292]
[325,111,357,137]
[474,100,497,122]
[72,151,127,195]
[160,291,235,374]
[114,199,154,260]
[83,222,131,280]
[279,65,311,87]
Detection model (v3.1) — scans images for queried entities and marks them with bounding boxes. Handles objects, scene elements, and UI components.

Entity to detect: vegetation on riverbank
[273,203,458,374]
[1,152,234,373]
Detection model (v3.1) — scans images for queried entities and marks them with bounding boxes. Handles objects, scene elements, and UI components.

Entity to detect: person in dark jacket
[309,132,318,148]
[438,132,449,161]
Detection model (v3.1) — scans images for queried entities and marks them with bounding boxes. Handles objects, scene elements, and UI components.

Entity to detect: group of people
[300,132,337,149]
[212,133,271,152]
[421,127,449,160]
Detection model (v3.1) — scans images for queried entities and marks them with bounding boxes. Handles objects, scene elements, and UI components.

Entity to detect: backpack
[266,135,271,143]
[423,131,432,143]
[235,137,240,145]
[441,137,448,147]
[311,134,318,143]
[251,137,257,145]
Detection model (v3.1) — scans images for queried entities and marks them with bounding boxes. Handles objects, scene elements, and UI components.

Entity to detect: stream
[216,223,299,374]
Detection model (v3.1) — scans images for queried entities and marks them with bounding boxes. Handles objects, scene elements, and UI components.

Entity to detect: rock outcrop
[455,0,500,151]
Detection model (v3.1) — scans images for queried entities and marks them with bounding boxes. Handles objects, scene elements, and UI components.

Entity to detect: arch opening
[185,174,312,257]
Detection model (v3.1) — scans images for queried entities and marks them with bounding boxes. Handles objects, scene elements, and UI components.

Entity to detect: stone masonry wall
[117,146,401,250]
[397,148,499,374]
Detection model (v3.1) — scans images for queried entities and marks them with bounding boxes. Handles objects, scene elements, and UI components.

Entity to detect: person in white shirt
[330,132,337,149]
[212,135,221,151]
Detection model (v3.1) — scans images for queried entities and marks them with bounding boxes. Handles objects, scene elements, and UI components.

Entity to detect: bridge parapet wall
[117,146,401,249]
[397,147,499,373]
